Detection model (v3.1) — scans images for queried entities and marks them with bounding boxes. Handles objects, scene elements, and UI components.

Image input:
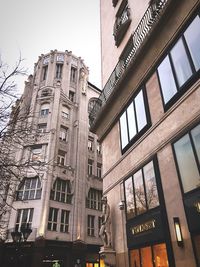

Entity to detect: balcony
[89,0,170,129]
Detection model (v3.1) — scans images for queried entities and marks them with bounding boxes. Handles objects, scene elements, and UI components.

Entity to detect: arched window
[50,178,72,204]
[16,177,42,200]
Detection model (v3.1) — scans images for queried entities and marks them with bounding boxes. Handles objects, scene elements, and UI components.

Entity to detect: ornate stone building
[90,0,200,267]
[1,50,103,267]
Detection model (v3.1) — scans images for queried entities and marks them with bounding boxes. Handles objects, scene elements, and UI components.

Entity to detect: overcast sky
[0,0,101,93]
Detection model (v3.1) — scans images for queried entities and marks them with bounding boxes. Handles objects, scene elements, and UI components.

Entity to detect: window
[31,145,43,162]
[87,215,95,236]
[40,103,49,116]
[87,188,102,210]
[97,141,101,155]
[69,90,75,102]
[97,163,102,178]
[60,210,70,233]
[173,123,200,193]
[70,66,77,83]
[88,139,93,151]
[47,207,58,231]
[124,160,159,220]
[56,54,64,62]
[15,208,33,232]
[42,65,48,80]
[130,243,169,267]
[17,177,42,200]
[61,106,69,119]
[113,0,131,46]
[56,64,63,79]
[57,150,66,166]
[157,15,200,107]
[50,178,71,204]
[119,88,149,151]
[98,216,102,236]
[59,126,68,142]
[88,159,93,176]
[38,123,47,133]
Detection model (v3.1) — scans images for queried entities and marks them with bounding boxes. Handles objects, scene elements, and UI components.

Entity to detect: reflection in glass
[184,16,200,71]
[191,124,200,164]
[174,134,200,192]
[125,177,135,219]
[127,102,137,140]
[120,112,129,149]
[134,170,146,215]
[153,243,169,267]
[143,161,159,209]
[141,247,153,267]
[171,38,192,87]
[157,56,177,104]
[135,90,147,132]
[130,249,141,267]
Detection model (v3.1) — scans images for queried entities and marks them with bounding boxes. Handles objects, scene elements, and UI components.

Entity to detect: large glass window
[15,208,33,232]
[184,16,200,71]
[173,123,200,193]
[50,178,71,204]
[87,215,95,236]
[157,15,200,106]
[47,207,58,231]
[124,160,159,220]
[130,243,169,267]
[119,88,149,151]
[17,177,42,200]
[60,210,70,233]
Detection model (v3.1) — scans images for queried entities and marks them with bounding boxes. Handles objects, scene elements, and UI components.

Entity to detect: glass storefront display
[130,243,169,267]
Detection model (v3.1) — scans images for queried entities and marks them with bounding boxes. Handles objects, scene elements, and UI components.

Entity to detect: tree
[0,55,48,239]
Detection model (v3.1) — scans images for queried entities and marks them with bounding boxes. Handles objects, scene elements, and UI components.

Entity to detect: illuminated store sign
[131,219,156,235]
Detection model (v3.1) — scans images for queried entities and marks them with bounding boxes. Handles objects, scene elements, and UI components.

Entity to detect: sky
[0,0,102,94]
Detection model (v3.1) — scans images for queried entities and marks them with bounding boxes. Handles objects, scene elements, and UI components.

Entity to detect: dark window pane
[174,134,200,192]
[184,16,200,71]
[134,170,146,215]
[191,124,200,163]
[120,112,129,149]
[135,90,147,131]
[170,38,192,87]
[127,102,136,140]
[143,161,159,209]
[157,55,177,104]
[124,177,135,219]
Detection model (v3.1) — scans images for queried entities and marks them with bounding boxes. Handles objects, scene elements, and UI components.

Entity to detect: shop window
[87,215,95,236]
[15,208,33,232]
[59,126,68,142]
[56,64,63,79]
[88,159,93,176]
[119,88,150,152]
[57,150,66,166]
[173,123,200,193]
[16,177,41,200]
[47,207,58,231]
[60,210,70,233]
[124,160,159,220]
[157,14,200,108]
[130,243,169,267]
[97,163,102,179]
[50,178,71,204]
[86,188,102,211]
[40,103,49,116]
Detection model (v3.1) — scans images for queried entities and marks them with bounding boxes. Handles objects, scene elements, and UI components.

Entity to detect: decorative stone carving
[99,196,111,248]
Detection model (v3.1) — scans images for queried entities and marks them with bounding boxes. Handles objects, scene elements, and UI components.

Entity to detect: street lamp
[11,224,32,243]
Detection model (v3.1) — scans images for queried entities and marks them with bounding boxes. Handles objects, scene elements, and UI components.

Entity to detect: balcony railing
[89,0,170,128]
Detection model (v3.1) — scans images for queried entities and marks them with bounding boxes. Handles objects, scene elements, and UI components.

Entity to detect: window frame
[88,159,93,176]
[157,13,200,111]
[47,207,58,231]
[56,64,63,79]
[50,178,72,204]
[119,86,151,154]
[16,177,42,201]
[87,188,102,211]
[87,215,95,236]
[15,208,34,232]
[60,209,70,233]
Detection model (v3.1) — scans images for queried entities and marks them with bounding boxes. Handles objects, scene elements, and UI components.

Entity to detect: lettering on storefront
[194,201,200,213]
[131,219,156,235]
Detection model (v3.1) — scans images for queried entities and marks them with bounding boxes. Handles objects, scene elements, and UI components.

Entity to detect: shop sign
[131,219,156,235]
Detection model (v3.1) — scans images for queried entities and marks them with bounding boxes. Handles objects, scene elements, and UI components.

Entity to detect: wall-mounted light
[173,217,184,247]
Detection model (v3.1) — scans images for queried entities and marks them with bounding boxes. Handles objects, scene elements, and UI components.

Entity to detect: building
[89,0,200,266]
[1,50,103,267]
